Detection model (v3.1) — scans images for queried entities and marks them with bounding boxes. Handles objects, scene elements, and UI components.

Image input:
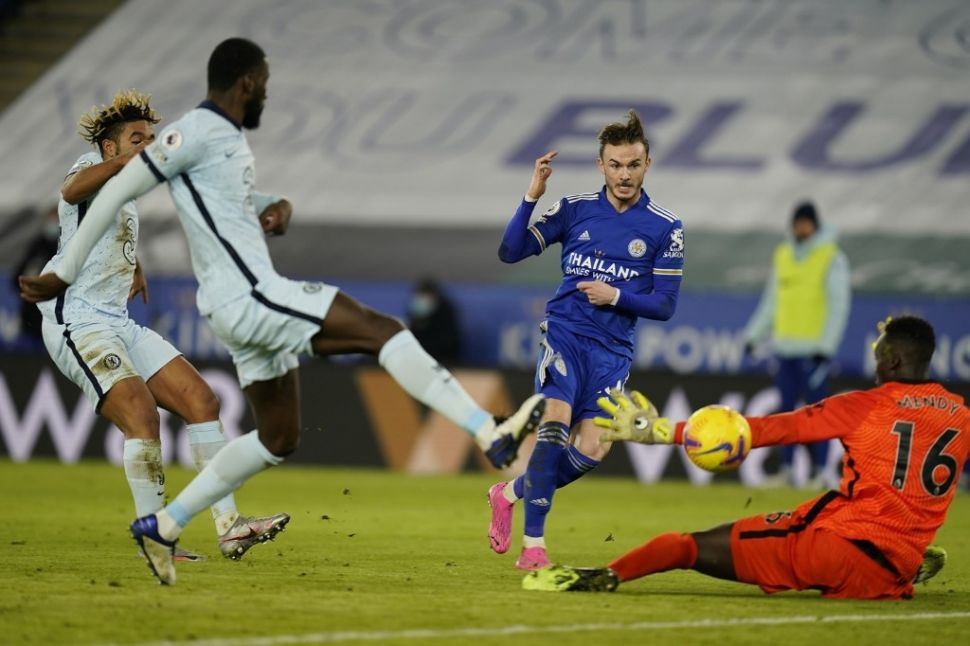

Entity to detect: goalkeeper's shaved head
[874,316,936,384]
[884,317,936,373]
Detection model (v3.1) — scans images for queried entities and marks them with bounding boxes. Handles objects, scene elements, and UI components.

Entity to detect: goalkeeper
[524,316,964,600]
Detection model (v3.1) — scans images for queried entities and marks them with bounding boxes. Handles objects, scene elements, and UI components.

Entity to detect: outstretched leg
[313,292,543,467]
[522,523,737,592]
[688,523,737,581]
[607,523,736,582]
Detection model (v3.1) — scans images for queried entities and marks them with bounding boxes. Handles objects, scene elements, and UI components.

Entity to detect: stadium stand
[0,0,124,110]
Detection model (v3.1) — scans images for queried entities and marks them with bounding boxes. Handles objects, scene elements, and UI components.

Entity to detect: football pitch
[2,460,968,645]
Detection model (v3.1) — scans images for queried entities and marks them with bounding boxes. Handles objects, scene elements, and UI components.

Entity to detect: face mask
[409,293,437,318]
[43,220,60,240]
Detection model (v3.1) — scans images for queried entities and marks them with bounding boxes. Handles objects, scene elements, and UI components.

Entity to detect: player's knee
[120,403,161,440]
[691,525,737,580]
[577,436,610,461]
[368,311,405,349]
[258,415,300,458]
[183,387,221,424]
[582,443,611,461]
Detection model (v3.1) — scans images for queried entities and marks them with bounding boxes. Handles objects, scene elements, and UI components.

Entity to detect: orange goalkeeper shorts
[730,497,914,600]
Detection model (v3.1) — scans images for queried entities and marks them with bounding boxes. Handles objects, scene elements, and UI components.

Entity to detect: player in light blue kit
[37,90,287,563]
[21,38,544,585]
[490,111,685,569]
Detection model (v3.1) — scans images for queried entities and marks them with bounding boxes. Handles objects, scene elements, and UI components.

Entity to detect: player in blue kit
[489,111,685,569]
[20,38,545,586]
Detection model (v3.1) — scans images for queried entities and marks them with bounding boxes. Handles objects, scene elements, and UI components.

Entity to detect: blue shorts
[534,320,631,426]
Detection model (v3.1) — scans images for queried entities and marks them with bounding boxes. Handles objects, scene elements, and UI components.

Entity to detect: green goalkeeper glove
[594,389,673,445]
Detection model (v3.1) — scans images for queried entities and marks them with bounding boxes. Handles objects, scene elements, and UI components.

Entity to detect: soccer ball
[683,405,751,472]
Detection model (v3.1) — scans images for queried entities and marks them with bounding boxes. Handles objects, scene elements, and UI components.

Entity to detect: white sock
[502,482,519,504]
[160,430,282,541]
[378,330,495,448]
[523,535,546,549]
[123,438,165,517]
[186,421,239,535]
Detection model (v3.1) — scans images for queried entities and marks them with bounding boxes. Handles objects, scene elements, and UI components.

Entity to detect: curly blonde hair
[77,89,160,149]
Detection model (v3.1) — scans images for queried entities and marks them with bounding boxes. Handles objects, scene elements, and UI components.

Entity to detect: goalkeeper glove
[594,389,673,445]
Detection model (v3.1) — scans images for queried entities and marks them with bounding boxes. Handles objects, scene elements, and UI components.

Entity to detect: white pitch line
[115,611,970,646]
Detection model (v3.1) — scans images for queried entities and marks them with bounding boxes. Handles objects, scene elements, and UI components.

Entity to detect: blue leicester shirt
[499,188,684,358]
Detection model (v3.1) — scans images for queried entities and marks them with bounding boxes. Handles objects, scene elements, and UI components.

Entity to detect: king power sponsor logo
[498,321,970,380]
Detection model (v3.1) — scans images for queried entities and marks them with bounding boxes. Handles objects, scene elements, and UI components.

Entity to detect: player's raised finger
[537,150,558,164]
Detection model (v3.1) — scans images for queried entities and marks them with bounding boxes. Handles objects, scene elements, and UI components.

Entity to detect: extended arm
[668,389,878,447]
[61,145,146,205]
[598,387,877,448]
[745,390,876,446]
[58,155,159,283]
[499,150,558,263]
[18,155,159,302]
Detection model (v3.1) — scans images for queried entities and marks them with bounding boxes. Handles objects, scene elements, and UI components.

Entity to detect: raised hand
[526,150,558,201]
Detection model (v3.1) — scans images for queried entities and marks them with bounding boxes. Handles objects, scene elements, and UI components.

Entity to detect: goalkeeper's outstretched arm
[596,388,875,448]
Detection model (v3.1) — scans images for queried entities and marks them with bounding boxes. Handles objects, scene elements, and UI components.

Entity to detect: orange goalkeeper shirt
[744,380,970,579]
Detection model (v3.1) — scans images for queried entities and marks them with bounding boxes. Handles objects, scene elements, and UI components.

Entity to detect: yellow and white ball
[683,405,752,472]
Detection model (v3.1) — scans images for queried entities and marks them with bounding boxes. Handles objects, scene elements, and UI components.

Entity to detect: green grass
[1,460,968,645]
